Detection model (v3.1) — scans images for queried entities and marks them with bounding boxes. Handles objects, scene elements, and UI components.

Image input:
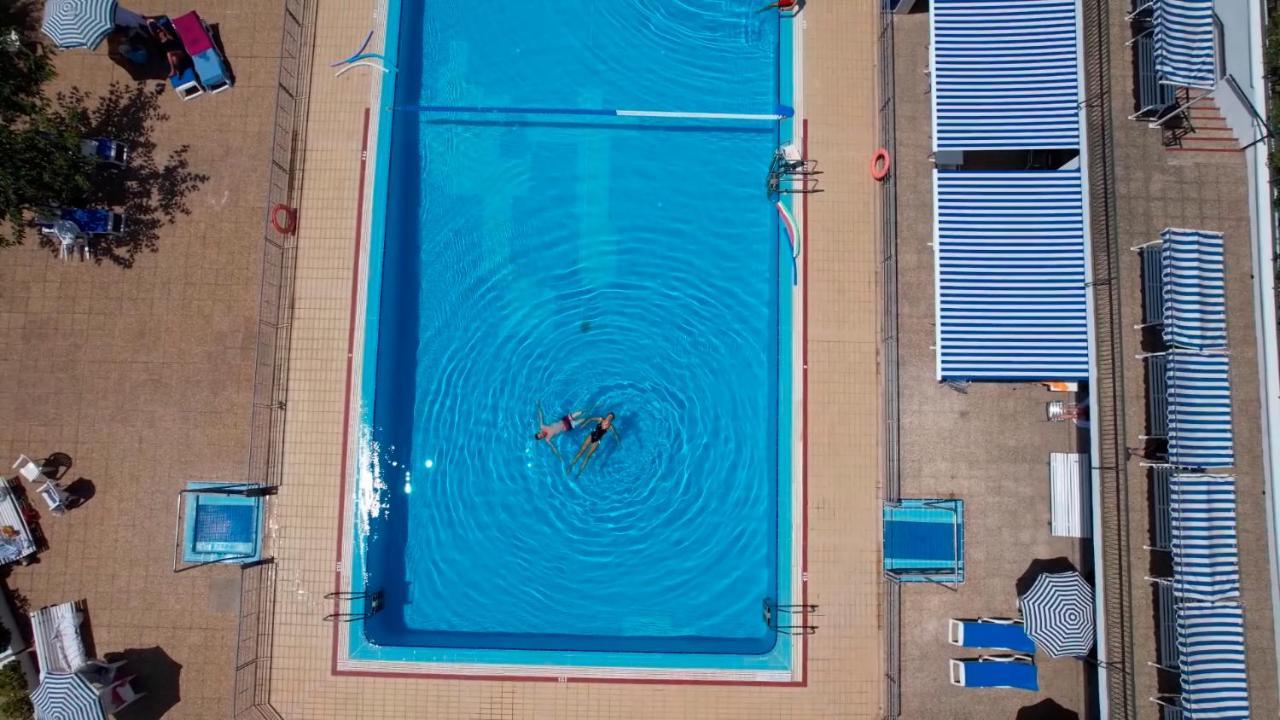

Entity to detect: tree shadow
[0,0,41,38]
[103,646,181,720]
[39,82,209,268]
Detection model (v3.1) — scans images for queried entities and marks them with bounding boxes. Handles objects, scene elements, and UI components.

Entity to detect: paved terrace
[261,1,884,718]
[889,10,1093,719]
[1096,0,1279,715]
[0,1,286,718]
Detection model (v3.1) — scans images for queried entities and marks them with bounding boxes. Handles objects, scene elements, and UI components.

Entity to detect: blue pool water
[351,0,794,668]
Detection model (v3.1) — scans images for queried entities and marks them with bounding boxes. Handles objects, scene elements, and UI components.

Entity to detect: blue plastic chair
[59,208,124,235]
[949,618,1036,654]
[950,655,1039,691]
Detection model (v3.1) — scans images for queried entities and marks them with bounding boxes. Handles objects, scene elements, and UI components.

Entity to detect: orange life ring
[271,204,296,235]
[870,148,891,181]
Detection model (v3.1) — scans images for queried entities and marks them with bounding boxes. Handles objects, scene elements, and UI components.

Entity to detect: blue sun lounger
[950,655,1039,691]
[172,11,233,94]
[948,618,1036,654]
[59,208,124,236]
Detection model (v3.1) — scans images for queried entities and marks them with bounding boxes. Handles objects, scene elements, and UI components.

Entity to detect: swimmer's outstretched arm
[536,400,546,426]
[544,436,563,460]
[609,425,621,443]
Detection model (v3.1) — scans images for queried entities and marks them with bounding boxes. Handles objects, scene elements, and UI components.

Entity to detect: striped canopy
[1166,352,1234,469]
[1019,571,1095,657]
[1161,228,1227,350]
[41,0,117,50]
[1154,0,1218,89]
[930,0,1081,150]
[1170,474,1239,601]
[1177,602,1250,718]
[31,671,104,720]
[934,169,1089,382]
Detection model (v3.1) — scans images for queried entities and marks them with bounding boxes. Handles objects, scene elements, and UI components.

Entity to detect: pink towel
[171,11,213,56]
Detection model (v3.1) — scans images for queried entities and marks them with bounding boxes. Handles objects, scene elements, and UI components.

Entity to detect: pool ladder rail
[767,146,823,196]
[763,598,820,635]
[324,589,383,623]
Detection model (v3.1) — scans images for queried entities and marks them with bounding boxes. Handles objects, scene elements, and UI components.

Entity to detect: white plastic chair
[12,455,43,483]
[99,675,146,713]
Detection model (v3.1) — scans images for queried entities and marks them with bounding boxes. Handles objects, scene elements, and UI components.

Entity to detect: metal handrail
[1223,73,1274,149]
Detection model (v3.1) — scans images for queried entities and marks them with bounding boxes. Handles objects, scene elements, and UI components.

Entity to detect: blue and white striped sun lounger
[949,618,1036,653]
[1170,473,1240,601]
[1166,352,1234,469]
[1176,602,1250,718]
[1154,0,1218,89]
[934,170,1089,382]
[1161,228,1226,351]
[930,0,1081,151]
[949,655,1039,691]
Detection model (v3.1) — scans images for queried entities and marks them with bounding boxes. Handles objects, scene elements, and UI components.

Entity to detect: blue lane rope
[397,103,795,122]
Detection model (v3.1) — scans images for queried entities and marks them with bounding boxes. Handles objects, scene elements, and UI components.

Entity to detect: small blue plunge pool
[342,0,799,678]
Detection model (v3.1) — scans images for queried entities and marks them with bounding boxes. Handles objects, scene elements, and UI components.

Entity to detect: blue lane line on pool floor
[397,103,795,122]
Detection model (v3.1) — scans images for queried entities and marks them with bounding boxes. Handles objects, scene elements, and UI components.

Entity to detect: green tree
[0,20,94,247]
[0,660,30,720]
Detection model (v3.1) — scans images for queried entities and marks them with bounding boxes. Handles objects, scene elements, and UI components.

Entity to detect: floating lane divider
[397,104,795,122]
[775,200,800,287]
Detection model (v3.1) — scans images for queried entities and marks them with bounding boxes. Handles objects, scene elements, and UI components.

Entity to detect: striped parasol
[30,671,105,720]
[41,0,118,50]
[1019,571,1095,657]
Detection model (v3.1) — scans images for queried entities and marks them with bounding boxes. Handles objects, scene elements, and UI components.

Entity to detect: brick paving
[887,11,1093,719]
[0,2,285,718]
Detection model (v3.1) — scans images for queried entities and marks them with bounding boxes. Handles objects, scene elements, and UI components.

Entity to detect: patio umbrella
[1019,570,1095,657]
[41,0,117,50]
[30,671,105,720]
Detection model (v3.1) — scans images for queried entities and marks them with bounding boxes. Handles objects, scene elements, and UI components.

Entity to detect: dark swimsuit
[560,415,574,431]
[589,424,607,443]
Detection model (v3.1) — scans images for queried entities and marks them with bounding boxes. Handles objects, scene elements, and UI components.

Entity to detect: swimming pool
[339,0,801,679]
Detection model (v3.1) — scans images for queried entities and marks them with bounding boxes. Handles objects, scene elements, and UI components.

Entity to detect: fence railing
[233,0,317,716]
[876,2,901,718]
[1081,0,1139,716]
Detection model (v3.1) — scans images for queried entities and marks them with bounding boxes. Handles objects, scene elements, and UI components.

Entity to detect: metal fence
[876,2,901,718]
[233,0,317,716]
[1080,0,1139,716]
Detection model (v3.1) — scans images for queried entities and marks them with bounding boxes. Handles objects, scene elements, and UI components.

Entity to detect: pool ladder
[767,148,823,197]
[323,589,383,623]
[763,598,819,635]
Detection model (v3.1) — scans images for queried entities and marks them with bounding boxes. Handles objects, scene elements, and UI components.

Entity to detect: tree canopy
[0,21,95,246]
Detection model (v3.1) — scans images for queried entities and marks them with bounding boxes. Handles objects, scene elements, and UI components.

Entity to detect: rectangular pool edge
[331,0,807,683]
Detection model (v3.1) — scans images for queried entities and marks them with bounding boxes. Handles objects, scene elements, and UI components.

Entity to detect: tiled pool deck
[265,0,883,717]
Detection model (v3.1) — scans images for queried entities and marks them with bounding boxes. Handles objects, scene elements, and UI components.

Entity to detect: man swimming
[569,412,620,475]
[534,402,585,459]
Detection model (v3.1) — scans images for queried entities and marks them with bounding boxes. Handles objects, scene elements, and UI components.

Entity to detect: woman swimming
[569,412,620,475]
[534,401,584,459]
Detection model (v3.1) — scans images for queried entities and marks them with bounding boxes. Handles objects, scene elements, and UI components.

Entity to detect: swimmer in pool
[534,401,585,459]
[570,412,620,475]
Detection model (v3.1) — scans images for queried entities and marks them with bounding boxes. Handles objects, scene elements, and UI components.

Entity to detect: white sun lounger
[31,601,87,677]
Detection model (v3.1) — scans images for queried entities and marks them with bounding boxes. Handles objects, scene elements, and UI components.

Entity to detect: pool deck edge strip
[331,105,373,677]
[800,116,810,688]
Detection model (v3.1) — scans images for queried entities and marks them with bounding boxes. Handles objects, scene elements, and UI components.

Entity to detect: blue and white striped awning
[1166,352,1234,469]
[934,170,1089,381]
[1162,228,1227,350]
[1176,602,1250,718]
[1155,0,1218,89]
[930,0,1081,151]
[41,0,118,50]
[1170,474,1239,602]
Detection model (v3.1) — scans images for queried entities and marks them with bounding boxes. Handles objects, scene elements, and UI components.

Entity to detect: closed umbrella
[30,671,105,720]
[41,0,118,50]
[1019,571,1095,657]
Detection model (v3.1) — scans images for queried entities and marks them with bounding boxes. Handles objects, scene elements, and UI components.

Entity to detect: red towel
[171,11,213,56]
